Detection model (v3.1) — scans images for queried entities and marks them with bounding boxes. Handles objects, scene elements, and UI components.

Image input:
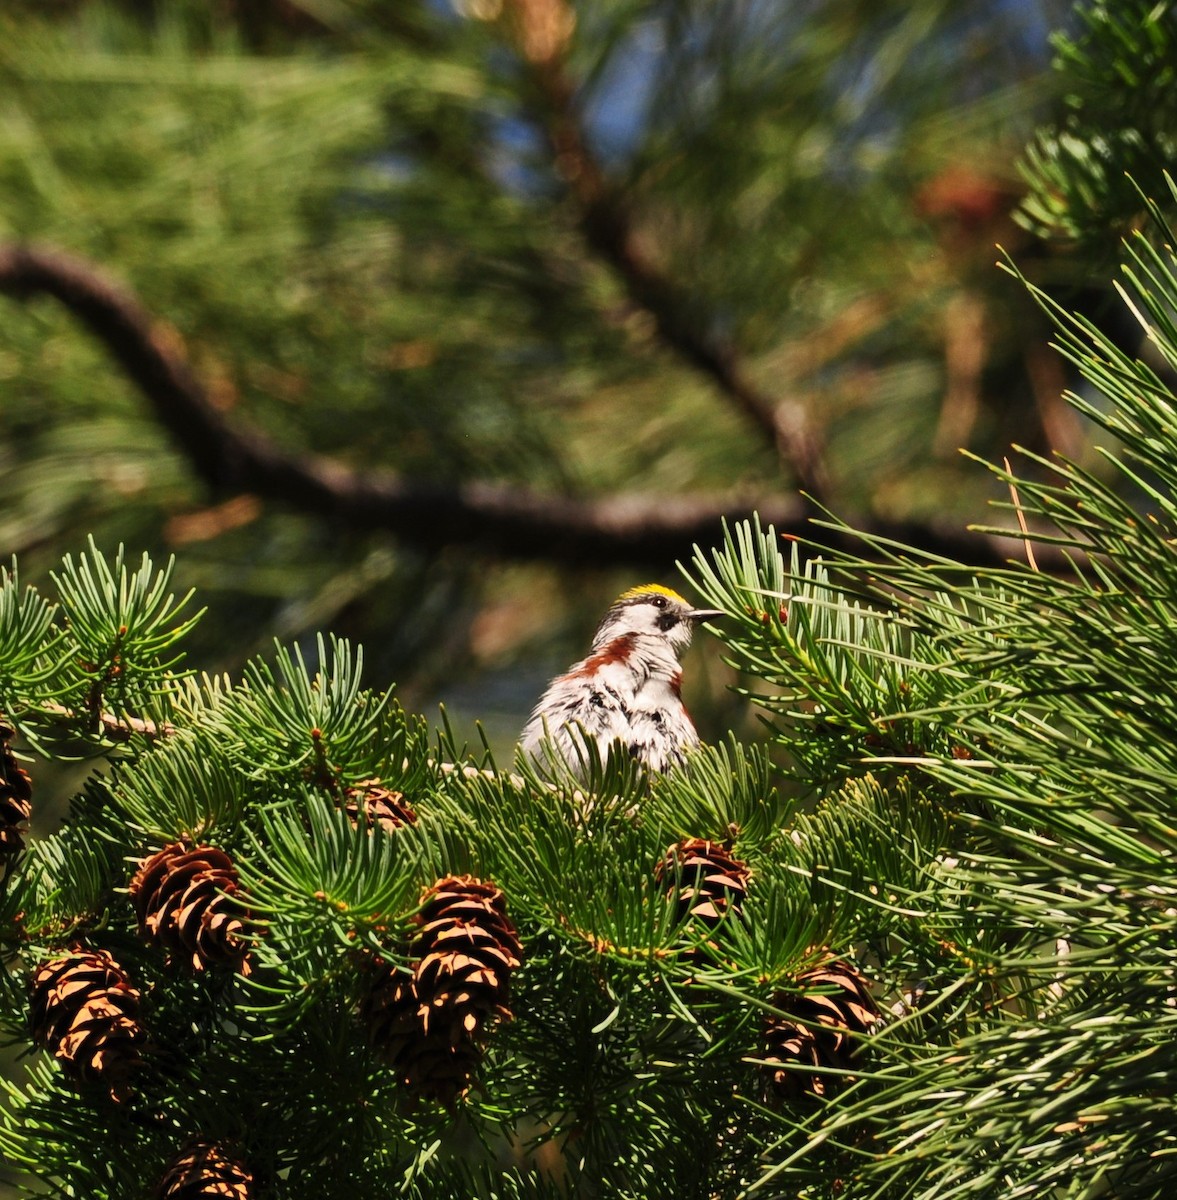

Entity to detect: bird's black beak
[688,607,726,624]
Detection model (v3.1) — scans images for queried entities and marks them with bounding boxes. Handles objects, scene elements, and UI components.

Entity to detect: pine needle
[1005,456,1039,572]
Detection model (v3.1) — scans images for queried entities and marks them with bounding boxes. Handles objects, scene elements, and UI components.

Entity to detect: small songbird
[519,584,724,776]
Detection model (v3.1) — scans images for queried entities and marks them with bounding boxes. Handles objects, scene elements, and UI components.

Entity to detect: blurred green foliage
[0,0,1080,734]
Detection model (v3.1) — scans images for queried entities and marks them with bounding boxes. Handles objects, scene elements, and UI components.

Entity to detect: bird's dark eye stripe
[620,593,669,609]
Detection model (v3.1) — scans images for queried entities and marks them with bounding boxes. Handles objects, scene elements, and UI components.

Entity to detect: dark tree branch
[504,0,828,500]
[0,241,1050,571]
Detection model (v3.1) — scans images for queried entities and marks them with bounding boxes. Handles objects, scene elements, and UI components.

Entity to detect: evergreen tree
[3,172,1177,1193]
[4,3,1177,1198]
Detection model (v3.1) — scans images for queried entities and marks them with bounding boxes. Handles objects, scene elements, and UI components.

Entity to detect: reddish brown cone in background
[658,838,751,928]
[29,948,145,1100]
[359,875,522,1106]
[761,960,879,1103]
[155,1138,252,1200]
[343,779,417,833]
[130,842,251,975]
[0,719,32,855]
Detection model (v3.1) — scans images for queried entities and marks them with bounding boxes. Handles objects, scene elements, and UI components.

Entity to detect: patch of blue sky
[580,17,665,165]
[482,110,553,196]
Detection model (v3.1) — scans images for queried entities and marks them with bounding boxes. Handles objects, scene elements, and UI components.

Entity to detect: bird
[519,584,724,777]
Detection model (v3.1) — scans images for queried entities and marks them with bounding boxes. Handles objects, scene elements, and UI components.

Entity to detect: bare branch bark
[35,701,173,743]
[502,0,828,500]
[0,241,1053,571]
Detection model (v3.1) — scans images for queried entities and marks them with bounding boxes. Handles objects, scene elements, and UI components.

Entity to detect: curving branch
[0,241,1050,571]
[503,0,828,499]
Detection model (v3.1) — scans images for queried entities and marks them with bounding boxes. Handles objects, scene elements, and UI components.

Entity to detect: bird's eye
[651,595,667,609]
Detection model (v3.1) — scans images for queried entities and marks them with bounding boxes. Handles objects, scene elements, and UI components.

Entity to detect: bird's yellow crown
[617,583,690,606]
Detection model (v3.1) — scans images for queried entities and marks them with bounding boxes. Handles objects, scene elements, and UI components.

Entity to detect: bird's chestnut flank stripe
[567,633,640,678]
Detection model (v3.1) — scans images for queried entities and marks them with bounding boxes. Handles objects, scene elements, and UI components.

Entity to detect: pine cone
[761,961,879,1103]
[357,955,417,1056]
[29,948,145,1100]
[360,875,522,1106]
[130,842,251,975]
[358,956,480,1104]
[344,780,417,833]
[156,1138,252,1200]
[658,838,751,927]
[0,719,32,855]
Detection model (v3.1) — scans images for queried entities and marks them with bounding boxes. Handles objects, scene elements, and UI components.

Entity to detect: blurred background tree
[0,0,1109,753]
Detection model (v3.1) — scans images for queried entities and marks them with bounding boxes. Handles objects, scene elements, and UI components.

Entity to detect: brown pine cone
[658,838,751,927]
[358,954,482,1106]
[130,842,251,975]
[360,876,522,1106]
[343,780,417,833]
[761,960,879,1103]
[155,1138,252,1200]
[0,719,32,855]
[29,948,145,1100]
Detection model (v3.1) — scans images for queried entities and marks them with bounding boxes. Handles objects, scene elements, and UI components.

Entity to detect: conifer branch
[502,0,828,499]
[0,241,1055,570]
[35,702,172,743]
